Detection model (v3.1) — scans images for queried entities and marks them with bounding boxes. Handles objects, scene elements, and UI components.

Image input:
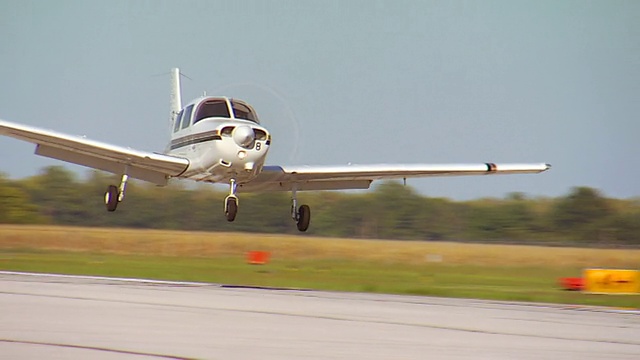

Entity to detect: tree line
[1,166,638,246]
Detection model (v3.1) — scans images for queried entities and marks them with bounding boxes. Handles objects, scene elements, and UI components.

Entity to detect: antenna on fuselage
[169,68,182,125]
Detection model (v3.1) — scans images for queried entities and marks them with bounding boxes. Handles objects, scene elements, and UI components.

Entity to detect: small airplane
[0,68,550,232]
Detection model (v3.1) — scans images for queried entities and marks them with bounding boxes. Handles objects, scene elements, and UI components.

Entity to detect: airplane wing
[238,163,551,192]
[0,119,189,185]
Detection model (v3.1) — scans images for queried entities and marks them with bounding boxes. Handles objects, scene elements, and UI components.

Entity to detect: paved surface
[1,271,639,359]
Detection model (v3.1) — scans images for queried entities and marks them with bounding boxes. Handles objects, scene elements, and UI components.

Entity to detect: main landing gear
[221,179,311,232]
[291,188,311,232]
[104,174,128,212]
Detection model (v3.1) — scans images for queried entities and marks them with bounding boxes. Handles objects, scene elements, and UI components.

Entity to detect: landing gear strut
[291,188,311,232]
[104,174,128,212]
[224,179,238,222]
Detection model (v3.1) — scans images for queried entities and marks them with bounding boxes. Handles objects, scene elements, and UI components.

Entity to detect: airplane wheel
[296,205,310,232]
[104,185,119,212]
[225,197,238,222]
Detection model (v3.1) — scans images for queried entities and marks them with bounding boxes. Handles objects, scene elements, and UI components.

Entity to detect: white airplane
[0,68,550,232]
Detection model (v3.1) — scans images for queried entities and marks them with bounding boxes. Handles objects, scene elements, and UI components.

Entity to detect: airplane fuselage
[167,96,271,184]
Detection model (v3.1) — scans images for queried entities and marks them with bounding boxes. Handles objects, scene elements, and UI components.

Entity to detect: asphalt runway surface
[1,271,639,359]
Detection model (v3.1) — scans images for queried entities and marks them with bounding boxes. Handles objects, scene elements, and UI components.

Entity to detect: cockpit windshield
[231,101,258,123]
[192,98,259,124]
[194,99,230,124]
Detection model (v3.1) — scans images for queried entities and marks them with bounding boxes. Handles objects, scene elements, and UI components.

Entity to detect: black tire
[104,185,119,212]
[225,197,238,222]
[296,204,311,232]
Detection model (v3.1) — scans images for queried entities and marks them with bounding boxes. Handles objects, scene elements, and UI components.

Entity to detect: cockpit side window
[181,105,194,130]
[194,99,230,124]
[173,110,183,132]
[231,101,258,122]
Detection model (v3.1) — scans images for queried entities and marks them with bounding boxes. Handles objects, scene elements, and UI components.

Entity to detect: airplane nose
[232,125,255,148]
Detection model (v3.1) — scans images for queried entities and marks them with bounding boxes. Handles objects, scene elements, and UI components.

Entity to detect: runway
[1,272,639,359]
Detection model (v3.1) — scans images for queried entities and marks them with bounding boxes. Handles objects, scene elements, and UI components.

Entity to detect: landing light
[238,151,247,160]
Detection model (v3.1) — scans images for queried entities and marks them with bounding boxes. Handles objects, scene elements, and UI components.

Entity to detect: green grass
[2,249,639,308]
[1,225,639,308]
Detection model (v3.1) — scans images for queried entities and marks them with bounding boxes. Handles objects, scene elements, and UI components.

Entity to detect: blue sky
[1,0,638,200]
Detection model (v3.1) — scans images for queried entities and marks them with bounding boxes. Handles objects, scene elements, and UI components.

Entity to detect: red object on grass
[559,277,584,291]
[247,251,270,265]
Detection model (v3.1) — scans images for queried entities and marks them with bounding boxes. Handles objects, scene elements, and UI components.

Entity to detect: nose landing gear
[224,179,238,222]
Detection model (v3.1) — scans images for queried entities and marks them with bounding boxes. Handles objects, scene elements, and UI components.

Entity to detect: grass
[1,225,639,308]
